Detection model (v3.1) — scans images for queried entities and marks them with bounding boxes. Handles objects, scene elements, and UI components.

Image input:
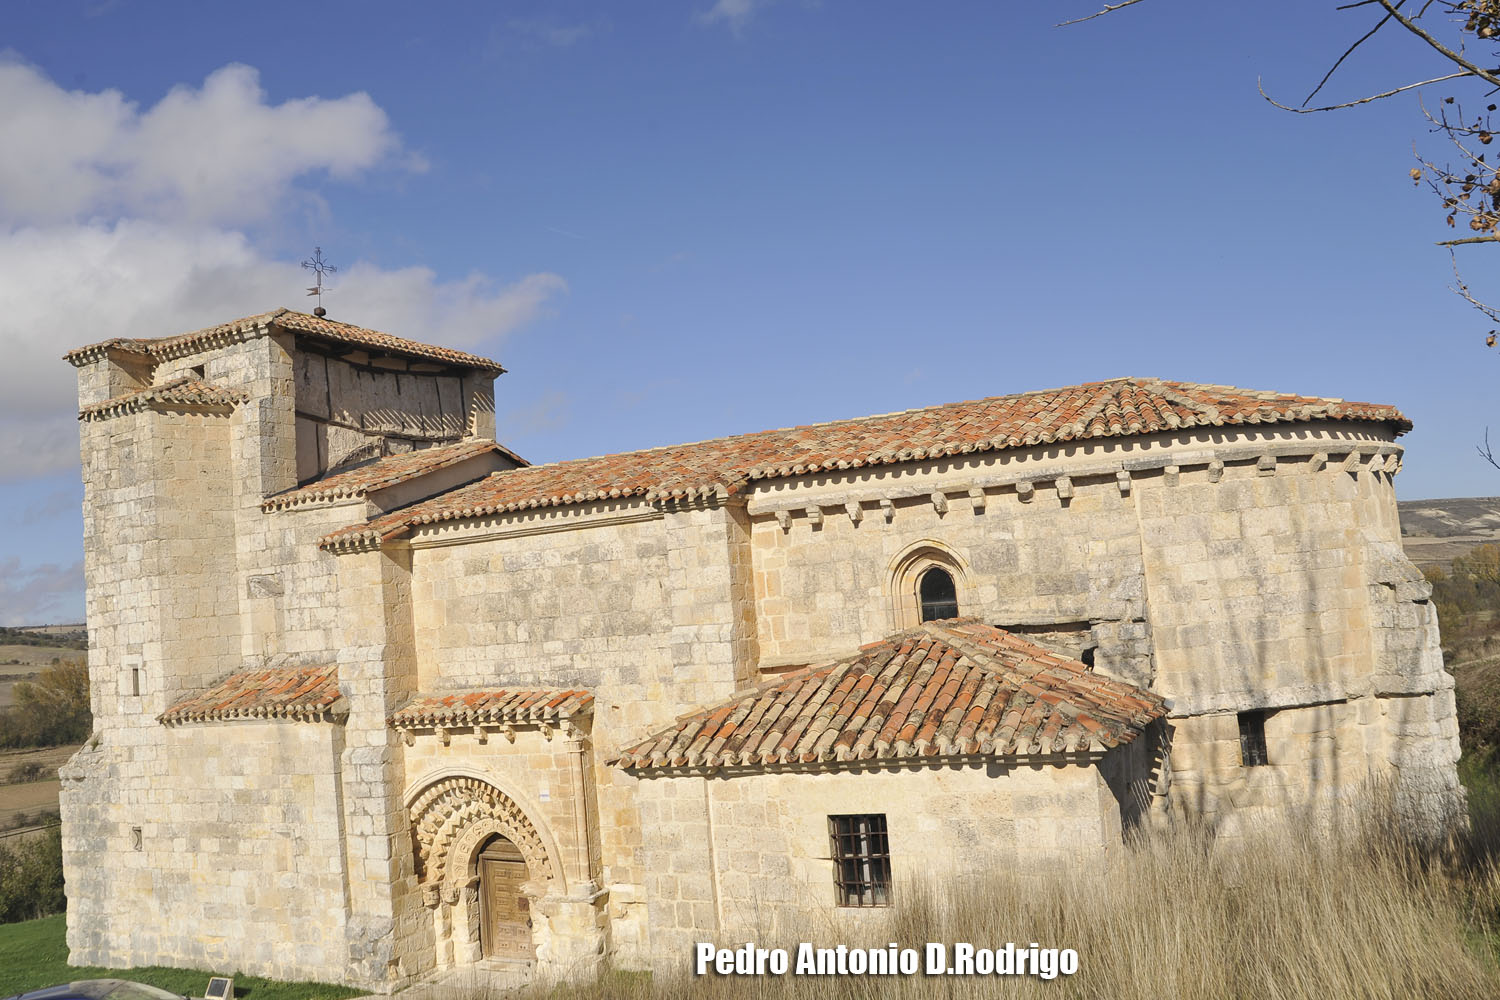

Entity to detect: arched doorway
[406,775,559,969]
[477,835,534,960]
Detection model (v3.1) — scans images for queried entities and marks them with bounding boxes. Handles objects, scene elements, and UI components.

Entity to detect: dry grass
[520,796,1500,1000]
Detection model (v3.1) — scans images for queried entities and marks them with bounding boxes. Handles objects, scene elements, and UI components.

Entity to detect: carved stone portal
[408,775,557,904]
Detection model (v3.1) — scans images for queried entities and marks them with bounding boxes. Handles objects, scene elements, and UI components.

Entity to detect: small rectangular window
[1238,711,1269,767]
[130,666,141,697]
[829,814,891,907]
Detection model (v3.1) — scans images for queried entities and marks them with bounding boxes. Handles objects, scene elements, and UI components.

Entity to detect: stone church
[58,307,1462,987]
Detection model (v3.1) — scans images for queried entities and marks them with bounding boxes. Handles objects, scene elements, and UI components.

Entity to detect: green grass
[0,916,363,1000]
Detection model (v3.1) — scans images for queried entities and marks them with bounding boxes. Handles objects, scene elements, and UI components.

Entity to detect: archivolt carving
[408,776,556,903]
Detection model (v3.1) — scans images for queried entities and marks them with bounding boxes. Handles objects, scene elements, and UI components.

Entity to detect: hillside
[1398,497,1500,570]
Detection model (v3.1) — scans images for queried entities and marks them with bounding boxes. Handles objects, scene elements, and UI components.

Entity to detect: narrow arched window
[918,567,958,622]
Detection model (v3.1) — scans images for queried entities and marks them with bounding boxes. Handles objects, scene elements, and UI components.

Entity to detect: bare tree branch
[1056,0,1146,28]
[1449,250,1500,322]
[1262,71,1475,112]
[1305,9,1400,105]
[1436,234,1500,243]
[1480,428,1500,470]
[1375,0,1500,88]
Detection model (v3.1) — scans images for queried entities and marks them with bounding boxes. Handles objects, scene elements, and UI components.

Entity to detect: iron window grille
[1238,710,1269,767]
[918,568,959,622]
[829,813,892,907]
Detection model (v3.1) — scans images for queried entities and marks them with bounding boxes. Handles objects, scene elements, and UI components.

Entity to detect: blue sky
[1,1,1495,624]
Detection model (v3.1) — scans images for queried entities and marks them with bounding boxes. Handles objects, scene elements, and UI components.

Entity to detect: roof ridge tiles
[65,307,504,373]
[319,378,1410,551]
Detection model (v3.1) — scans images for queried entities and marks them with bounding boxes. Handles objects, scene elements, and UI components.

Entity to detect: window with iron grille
[1238,710,1269,767]
[829,814,892,907]
[918,568,959,622]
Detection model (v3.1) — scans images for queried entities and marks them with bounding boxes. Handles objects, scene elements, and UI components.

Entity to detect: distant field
[0,745,80,838]
[0,644,78,666]
[0,663,38,710]
[1399,496,1500,571]
[0,645,83,709]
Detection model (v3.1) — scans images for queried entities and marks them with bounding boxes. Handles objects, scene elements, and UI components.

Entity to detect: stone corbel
[775,510,792,532]
[1016,481,1034,504]
[1208,459,1224,483]
[1055,476,1074,500]
[1342,451,1362,474]
[540,722,554,742]
[422,883,442,908]
[1164,465,1180,487]
[437,727,450,747]
[1310,452,1328,472]
[805,506,823,529]
[501,724,517,744]
[930,492,948,515]
[1116,471,1131,495]
[879,499,895,523]
[476,727,488,745]
[845,500,862,524]
[968,487,985,514]
[1256,455,1277,477]
[402,729,415,747]
[1367,454,1385,477]
[1385,454,1400,475]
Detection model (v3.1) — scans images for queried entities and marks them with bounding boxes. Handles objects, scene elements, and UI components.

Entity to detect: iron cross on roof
[301,247,338,317]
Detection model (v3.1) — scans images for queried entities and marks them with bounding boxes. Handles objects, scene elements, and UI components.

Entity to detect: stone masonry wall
[746,457,1148,677]
[69,321,1465,987]
[405,499,761,969]
[741,422,1461,832]
[634,762,1121,975]
[61,721,348,981]
[1131,440,1464,830]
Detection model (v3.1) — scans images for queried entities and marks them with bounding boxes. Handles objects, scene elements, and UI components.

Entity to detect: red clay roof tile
[78,375,249,422]
[262,439,528,511]
[159,665,344,725]
[387,688,594,729]
[321,377,1410,550]
[612,620,1168,772]
[64,307,503,373]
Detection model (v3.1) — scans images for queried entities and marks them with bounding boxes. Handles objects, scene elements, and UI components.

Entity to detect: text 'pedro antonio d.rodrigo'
[695,942,1079,979]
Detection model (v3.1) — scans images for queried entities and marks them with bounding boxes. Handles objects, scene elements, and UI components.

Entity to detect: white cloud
[0,59,402,225]
[0,220,565,479]
[331,266,567,351]
[0,557,84,626]
[505,391,572,437]
[696,0,767,31]
[0,59,568,627]
[0,62,567,482]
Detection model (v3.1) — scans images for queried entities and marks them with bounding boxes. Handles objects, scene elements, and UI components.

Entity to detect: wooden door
[479,839,533,960]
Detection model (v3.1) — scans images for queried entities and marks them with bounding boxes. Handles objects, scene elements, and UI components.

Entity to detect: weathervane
[301,247,337,318]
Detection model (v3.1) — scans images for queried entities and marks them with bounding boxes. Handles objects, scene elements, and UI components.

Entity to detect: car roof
[3,980,187,1000]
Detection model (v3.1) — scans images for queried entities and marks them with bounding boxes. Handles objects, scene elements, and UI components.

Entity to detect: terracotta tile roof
[262,440,528,511]
[159,665,345,725]
[612,620,1167,772]
[78,375,249,422]
[321,377,1410,550]
[387,689,594,730]
[64,307,504,373]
